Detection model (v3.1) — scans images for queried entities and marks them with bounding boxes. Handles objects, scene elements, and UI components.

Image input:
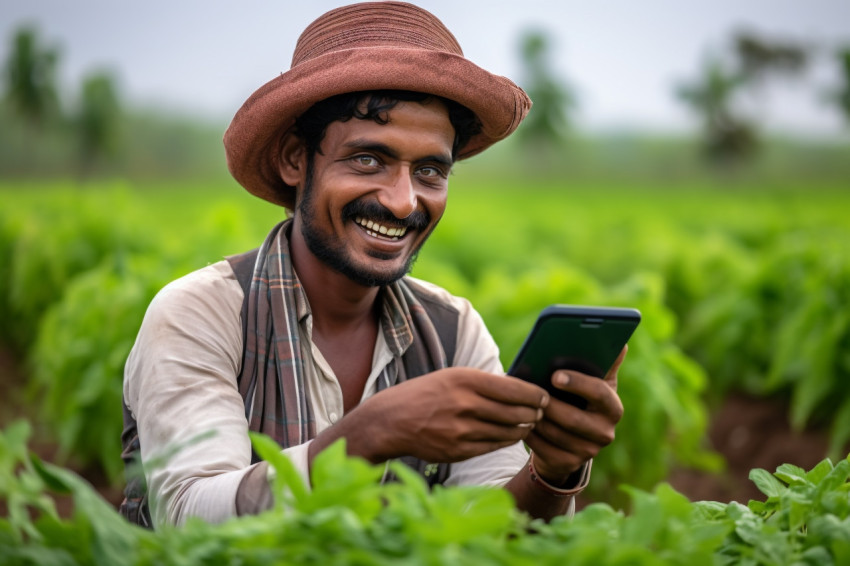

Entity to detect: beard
[297,161,434,288]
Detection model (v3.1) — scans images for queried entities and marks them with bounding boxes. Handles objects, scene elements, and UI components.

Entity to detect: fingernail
[556,372,570,387]
[536,408,544,421]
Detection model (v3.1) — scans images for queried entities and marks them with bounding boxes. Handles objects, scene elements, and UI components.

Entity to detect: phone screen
[507,306,640,408]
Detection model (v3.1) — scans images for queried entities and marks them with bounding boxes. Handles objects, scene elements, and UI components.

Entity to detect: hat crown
[292,1,463,67]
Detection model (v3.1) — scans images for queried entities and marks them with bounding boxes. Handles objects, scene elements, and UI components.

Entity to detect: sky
[3,0,850,137]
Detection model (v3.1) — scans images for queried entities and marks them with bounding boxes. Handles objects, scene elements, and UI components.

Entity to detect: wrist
[528,452,592,497]
[322,400,397,464]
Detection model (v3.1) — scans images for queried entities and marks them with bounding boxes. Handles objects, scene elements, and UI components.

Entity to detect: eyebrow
[343,139,454,167]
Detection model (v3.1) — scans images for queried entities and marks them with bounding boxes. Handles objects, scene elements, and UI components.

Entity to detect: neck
[289,217,380,334]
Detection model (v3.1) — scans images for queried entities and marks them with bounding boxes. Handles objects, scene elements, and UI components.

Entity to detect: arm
[124,262,312,526]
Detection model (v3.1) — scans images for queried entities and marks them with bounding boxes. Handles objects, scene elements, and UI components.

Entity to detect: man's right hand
[307,368,549,465]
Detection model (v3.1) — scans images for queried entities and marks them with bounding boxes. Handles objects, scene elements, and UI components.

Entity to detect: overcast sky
[3,0,850,137]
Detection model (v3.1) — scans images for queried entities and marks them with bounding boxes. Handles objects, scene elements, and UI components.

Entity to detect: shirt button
[329,412,339,423]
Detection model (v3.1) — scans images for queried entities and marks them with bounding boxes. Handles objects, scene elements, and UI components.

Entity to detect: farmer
[120,1,625,528]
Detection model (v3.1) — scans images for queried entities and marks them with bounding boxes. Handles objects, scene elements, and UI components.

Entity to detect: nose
[377,166,417,219]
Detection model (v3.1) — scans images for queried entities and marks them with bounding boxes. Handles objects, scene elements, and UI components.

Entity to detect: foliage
[0,183,721,497]
[75,71,122,177]
[0,187,153,350]
[2,422,850,565]
[1,26,60,128]
[516,28,575,148]
[833,47,850,127]
[677,58,757,165]
[676,31,809,167]
[29,255,177,480]
[1,181,848,495]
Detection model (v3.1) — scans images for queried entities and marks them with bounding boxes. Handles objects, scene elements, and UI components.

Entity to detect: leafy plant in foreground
[3,420,849,565]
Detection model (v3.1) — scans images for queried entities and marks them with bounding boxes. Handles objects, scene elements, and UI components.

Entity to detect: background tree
[734,32,808,83]
[2,26,60,128]
[75,70,121,177]
[833,47,850,127]
[677,59,756,166]
[516,29,575,149]
[677,31,808,168]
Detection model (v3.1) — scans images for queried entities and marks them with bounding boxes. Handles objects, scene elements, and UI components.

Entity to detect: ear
[277,129,307,188]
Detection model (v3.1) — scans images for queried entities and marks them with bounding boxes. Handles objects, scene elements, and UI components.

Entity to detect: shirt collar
[289,269,412,359]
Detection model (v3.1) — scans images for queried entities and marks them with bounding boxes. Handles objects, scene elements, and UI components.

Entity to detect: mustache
[343,199,430,231]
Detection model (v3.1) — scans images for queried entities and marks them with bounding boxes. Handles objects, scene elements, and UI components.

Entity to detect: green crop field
[2,177,849,564]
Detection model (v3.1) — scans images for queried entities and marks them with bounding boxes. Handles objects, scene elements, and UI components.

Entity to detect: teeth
[355,217,407,239]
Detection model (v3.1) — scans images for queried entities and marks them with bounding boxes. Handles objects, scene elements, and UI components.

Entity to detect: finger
[533,402,616,448]
[604,345,628,390]
[469,396,545,427]
[458,419,535,444]
[524,430,592,475]
[462,371,550,409]
[551,371,624,419]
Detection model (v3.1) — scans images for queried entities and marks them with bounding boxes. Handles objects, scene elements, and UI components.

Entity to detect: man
[120,1,625,528]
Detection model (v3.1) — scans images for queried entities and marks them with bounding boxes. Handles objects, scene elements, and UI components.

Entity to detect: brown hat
[223,1,531,208]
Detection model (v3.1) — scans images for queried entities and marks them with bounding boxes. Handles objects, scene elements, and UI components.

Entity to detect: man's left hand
[523,346,627,486]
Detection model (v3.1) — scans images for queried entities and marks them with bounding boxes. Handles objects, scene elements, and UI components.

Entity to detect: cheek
[425,193,448,225]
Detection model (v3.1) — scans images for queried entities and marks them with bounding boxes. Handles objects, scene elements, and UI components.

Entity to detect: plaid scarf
[120,219,455,526]
[239,219,451,450]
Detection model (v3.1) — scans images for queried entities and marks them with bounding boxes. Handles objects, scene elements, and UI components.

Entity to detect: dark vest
[119,249,459,527]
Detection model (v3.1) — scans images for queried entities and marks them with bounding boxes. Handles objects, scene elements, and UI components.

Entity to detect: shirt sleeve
[123,261,311,527]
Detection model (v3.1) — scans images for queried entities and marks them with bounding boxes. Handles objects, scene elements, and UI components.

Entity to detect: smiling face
[288,98,455,288]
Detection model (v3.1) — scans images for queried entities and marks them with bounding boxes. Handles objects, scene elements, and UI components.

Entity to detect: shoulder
[154,260,242,309]
[402,275,473,319]
[129,260,244,368]
[402,276,502,372]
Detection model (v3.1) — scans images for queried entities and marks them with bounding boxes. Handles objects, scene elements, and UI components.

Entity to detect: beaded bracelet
[527,452,589,497]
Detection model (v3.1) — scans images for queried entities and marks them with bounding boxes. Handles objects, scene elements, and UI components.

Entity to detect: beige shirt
[124,260,532,527]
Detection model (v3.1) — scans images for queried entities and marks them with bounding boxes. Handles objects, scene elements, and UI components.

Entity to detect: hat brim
[224,46,530,208]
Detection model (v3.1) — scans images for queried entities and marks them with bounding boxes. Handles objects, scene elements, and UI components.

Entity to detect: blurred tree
[677,60,757,166]
[2,26,61,128]
[75,71,121,177]
[734,32,808,83]
[833,48,850,127]
[677,31,808,168]
[516,29,575,148]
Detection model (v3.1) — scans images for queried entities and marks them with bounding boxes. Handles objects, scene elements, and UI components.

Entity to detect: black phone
[507,305,641,408]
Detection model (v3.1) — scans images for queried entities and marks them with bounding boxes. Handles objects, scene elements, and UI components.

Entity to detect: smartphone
[507,305,641,408]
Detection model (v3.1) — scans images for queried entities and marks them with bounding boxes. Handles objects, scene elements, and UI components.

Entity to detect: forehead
[322,100,455,159]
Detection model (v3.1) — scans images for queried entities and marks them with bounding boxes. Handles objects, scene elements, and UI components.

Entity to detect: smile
[355,217,408,240]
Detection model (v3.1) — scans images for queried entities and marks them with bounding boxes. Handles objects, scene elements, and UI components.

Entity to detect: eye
[352,155,380,168]
[416,165,446,179]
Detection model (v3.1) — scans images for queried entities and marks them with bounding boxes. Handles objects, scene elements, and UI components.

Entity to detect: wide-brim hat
[223,1,531,208]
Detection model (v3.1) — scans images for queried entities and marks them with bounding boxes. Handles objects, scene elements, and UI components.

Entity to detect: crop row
[2,421,849,565]
[1,181,848,505]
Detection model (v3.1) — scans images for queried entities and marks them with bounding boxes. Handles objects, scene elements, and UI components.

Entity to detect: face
[292,99,455,287]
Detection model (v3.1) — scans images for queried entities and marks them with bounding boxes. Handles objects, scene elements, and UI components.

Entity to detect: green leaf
[248,431,309,507]
[807,458,835,485]
[814,459,850,502]
[749,468,786,498]
[774,463,809,486]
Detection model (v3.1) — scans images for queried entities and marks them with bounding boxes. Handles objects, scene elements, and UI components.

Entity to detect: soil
[667,392,847,504]
[1,344,845,517]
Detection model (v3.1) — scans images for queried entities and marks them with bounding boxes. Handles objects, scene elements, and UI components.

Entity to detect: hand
[312,367,550,465]
[524,346,627,485]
